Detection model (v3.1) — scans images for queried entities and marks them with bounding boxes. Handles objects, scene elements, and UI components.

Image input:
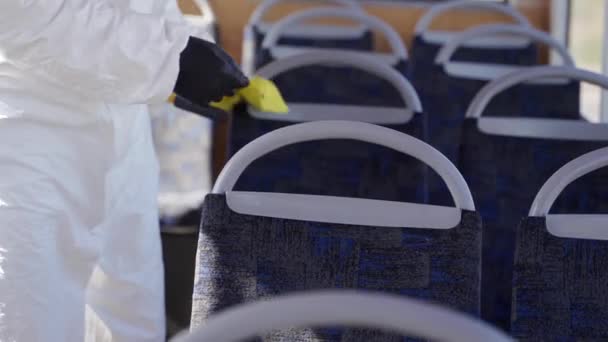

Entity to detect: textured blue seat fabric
[267,62,410,108]
[191,194,482,341]
[550,168,608,215]
[251,25,374,53]
[410,35,538,73]
[254,47,410,75]
[512,215,608,340]
[419,64,581,206]
[230,112,428,204]
[254,48,409,111]
[458,118,608,331]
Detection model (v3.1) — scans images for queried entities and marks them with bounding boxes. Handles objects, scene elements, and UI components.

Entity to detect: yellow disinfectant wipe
[170,76,289,114]
[237,77,289,114]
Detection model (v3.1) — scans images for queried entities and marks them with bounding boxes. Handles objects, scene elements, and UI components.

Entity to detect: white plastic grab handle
[435,24,574,66]
[415,0,531,34]
[173,291,514,342]
[262,8,408,60]
[213,121,475,211]
[530,147,608,217]
[249,0,362,25]
[255,51,423,113]
[466,66,608,119]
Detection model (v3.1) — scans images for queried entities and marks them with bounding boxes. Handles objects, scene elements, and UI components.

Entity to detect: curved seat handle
[255,51,422,113]
[466,66,608,119]
[530,147,608,217]
[262,8,408,60]
[213,121,475,211]
[173,291,514,342]
[529,147,608,240]
[249,0,362,25]
[435,24,574,66]
[415,0,530,34]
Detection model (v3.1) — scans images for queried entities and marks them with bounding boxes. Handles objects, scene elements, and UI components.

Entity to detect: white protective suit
[0,1,194,341]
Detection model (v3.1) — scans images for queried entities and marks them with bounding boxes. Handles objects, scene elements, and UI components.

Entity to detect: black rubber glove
[174,37,249,107]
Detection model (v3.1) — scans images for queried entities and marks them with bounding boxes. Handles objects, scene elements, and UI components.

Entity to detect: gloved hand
[174,37,249,107]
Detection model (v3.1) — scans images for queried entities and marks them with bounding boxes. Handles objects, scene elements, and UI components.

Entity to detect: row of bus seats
[191,120,608,341]
[182,0,608,340]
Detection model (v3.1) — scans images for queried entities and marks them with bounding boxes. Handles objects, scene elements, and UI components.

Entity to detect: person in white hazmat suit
[0,1,248,341]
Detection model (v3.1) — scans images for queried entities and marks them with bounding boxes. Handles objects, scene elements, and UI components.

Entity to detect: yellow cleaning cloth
[169,76,289,114]
[237,76,289,114]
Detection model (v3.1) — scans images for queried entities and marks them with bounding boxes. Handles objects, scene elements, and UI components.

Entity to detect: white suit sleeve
[0,1,194,104]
